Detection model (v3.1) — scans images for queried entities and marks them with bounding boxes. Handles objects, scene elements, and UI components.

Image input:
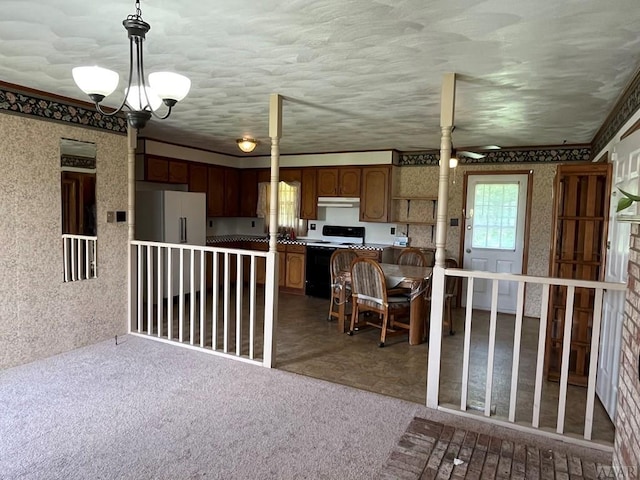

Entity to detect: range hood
[317,196,360,208]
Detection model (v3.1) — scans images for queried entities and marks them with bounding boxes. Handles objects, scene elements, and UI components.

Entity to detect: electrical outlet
[310,223,316,230]
[450,218,459,227]
[390,227,395,235]
[209,220,213,228]
[251,220,255,227]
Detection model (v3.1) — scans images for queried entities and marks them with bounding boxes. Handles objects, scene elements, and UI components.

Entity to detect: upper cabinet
[144,156,188,184]
[300,168,317,220]
[207,165,225,217]
[239,169,259,217]
[317,167,361,197]
[188,163,208,194]
[223,168,240,217]
[360,165,392,222]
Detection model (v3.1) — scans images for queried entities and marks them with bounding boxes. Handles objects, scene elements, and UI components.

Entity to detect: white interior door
[462,174,529,313]
[598,129,640,420]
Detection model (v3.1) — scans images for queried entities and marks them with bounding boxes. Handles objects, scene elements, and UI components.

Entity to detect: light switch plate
[106,211,115,223]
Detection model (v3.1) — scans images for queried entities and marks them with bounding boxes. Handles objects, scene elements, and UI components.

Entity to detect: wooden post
[427,73,455,408]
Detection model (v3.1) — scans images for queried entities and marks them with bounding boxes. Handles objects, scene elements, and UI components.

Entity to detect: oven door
[305,246,336,298]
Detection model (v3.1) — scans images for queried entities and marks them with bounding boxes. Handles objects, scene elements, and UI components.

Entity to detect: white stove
[304,225,365,249]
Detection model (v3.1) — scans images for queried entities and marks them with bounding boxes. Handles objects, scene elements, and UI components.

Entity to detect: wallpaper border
[0,84,127,134]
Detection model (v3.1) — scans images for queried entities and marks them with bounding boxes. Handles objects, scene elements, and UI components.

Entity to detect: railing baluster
[460,277,474,411]
[63,238,69,282]
[508,281,526,422]
[236,253,243,356]
[485,279,499,417]
[76,238,81,280]
[71,238,76,281]
[84,238,90,280]
[179,247,185,343]
[223,252,230,353]
[190,248,195,345]
[167,247,173,340]
[147,245,153,335]
[557,285,576,434]
[212,252,219,350]
[584,288,604,440]
[533,284,550,428]
[249,254,256,360]
[200,250,205,348]
[157,246,163,338]
[137,244,143,333]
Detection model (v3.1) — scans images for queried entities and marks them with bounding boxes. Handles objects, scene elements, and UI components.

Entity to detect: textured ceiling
[1,0,639,156]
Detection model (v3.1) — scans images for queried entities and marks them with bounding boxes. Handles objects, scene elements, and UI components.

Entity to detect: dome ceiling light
[236,137,258,153]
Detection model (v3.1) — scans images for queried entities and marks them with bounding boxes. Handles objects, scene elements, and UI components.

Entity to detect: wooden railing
[62,234,97,282]
[129,241,277,368]
[426,266,626,447]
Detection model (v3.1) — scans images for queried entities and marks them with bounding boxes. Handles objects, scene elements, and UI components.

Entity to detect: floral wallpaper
[399,147,591,166]
[592,70,640,155]
[0,85,127,134]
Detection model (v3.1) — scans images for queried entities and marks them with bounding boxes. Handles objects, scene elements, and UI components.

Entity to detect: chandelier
[72,0,191,129]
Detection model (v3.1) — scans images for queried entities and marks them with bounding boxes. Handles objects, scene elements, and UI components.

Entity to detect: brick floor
[377,417,614,480]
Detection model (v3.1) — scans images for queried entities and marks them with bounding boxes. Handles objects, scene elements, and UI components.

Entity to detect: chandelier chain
[127,0,143,21]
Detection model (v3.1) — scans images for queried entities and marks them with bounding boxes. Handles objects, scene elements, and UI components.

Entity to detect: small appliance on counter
[305,225,365,298]
[393,235,410,247]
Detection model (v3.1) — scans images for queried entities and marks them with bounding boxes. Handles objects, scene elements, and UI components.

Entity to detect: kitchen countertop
[206,235,391,251]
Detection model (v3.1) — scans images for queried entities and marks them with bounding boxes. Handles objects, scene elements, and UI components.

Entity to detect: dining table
[335,262,432,345]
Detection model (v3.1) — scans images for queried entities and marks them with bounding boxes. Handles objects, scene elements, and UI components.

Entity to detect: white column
[127,126,138,333]
[427,73,455,408]
[264,93,282,367]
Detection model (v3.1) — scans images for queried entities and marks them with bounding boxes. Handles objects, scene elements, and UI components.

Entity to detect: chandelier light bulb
[149,72,191,104]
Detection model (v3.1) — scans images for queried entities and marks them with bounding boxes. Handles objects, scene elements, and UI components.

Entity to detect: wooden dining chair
[397,247,429,267]
[347,257,411,347]
[327,249,358,330]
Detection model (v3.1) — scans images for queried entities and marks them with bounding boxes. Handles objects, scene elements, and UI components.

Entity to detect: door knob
[466,248,471,253]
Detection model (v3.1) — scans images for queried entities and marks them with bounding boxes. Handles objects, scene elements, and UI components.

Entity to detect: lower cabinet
[284,245,306,291]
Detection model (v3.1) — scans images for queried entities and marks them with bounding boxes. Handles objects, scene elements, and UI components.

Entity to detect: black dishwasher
[305,246,336,298]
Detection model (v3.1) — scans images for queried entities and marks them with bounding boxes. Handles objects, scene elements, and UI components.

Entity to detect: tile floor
[273,292,615,445]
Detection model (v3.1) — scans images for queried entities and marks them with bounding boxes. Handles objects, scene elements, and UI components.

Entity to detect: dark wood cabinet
[360,166,391,222]
[280,168,302,183]
[224,168,240,217]
[207,165,225,217]
[188,163,208,193]
[240,169,259,217]
[168,160,188,184]
[144,156,189,185]
[145,156,169,182]
[300,168,317,219]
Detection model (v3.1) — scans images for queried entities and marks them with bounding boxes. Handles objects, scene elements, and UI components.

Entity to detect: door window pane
[472,182,519,250]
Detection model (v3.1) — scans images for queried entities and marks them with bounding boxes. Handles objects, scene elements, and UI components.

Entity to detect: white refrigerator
[136,190,206,298]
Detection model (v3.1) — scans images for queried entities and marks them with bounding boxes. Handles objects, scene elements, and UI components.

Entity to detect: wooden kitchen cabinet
[317,167,361,197]
[300,168,317,219]
[168,160,188,184]
[188,163,208,194]
[224,168,240,217]
[145,156,169,182]
[239,169,259,217]
[278,244,286,287]
[207,165,225,217]
[280,168,302,183]
[360,165,391,222]
[284,244,306,292]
